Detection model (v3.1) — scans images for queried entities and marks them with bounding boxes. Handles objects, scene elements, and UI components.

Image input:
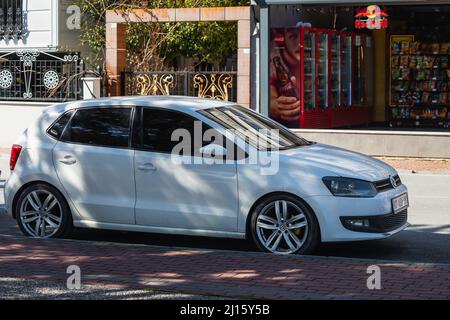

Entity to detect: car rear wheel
[16,184,73,239]
[250,195,320,255]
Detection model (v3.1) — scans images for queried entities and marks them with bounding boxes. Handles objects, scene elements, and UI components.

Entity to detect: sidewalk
[379,157,450,173]
[0,230,449,300]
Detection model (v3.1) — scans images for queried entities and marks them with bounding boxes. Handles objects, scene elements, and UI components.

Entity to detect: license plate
[392,193,409,214]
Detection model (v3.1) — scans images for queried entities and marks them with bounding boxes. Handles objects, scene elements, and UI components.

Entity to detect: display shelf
[389,35,450,128]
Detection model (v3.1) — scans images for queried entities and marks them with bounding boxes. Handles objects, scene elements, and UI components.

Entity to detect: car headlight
[322,177,377,198]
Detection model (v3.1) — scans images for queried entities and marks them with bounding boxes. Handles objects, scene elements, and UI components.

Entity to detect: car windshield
[198,105,312,151]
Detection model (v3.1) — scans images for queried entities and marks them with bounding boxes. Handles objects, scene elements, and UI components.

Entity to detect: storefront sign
[355,5,388,30]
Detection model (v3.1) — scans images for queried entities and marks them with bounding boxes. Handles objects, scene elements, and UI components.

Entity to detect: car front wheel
[250,195,320,255]
[16,184,73,239]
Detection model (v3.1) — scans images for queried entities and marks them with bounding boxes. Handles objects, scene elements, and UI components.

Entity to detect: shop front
[258,0,450,130]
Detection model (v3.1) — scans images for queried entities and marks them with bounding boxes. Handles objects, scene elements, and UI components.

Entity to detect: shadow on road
[69,225,450,264]
[1,195,449,264]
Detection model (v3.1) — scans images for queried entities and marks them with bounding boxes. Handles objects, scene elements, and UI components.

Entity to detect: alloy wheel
[256,200,309,254]
[19,190,63,238]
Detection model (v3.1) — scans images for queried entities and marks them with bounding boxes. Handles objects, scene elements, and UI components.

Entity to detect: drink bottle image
[273,56,298,98]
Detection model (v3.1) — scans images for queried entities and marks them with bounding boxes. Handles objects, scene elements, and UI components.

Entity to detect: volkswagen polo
[3,96,409,254]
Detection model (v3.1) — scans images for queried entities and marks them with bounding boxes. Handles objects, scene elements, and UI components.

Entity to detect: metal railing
[0,50,83,102]
[121,70,237,102]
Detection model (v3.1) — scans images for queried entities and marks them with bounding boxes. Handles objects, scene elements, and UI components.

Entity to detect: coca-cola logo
[355,5,388,30]
[274,34,285,47]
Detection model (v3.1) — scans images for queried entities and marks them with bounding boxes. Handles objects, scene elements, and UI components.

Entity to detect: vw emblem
[390,176,397,188]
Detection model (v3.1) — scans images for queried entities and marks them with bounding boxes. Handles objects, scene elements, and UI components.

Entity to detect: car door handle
[59,155,77,165]
[137,163,157,172]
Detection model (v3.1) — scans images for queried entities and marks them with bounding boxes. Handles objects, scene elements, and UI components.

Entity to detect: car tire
[249,194,320,255]
[16,183,73,239]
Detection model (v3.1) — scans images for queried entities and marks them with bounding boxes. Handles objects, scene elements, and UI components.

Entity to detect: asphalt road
[0,278,223,300]
[1,167,449,264]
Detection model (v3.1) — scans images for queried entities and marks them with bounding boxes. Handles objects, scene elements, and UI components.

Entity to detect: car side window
[141,108,212,156]
[47,110,74,139]
[140,108,245,160]
[62,107,132,148]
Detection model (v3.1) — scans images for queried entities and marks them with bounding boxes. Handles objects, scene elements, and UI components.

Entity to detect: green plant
[71,0,248,71]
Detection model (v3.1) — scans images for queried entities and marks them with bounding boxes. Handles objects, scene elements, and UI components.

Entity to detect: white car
[3,96,409,255]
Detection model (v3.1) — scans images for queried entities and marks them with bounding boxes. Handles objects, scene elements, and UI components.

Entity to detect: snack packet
[409,55,417,68]
[392,41,401,54]
[400,55,409,68]
[391,55,399,68]
[401,41,410,54]
[410,42,419,54]
[432,43,440,54]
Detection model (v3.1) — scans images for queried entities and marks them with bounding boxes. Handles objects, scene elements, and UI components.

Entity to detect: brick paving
[0,231,449,300]
[1,150,449,299]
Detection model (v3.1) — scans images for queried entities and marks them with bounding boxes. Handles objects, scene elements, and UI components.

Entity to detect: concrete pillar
[82,77,102,99]
[105,23,127,96]
[259,2,269,116]
[237,18,251,108]
[250,1,260,111]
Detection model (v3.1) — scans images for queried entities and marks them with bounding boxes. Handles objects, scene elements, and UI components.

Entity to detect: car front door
[53,107,136,225]
[134,107,239,232]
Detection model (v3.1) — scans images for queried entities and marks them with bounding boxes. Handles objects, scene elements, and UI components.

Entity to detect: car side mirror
[199,143,227,158]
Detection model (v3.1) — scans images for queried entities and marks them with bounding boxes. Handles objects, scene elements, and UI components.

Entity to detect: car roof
[52,96,236,114]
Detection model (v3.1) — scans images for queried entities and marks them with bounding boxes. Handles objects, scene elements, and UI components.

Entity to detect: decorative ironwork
[0,49,83,101]
[0,0,23,40]
[135,73,175,96]
[122,70,237,102]
[193,73,233,101]
[0,69,12,88]
[43,70,60,90]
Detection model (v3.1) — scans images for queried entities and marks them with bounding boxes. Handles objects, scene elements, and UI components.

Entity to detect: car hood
[279,143,397,181]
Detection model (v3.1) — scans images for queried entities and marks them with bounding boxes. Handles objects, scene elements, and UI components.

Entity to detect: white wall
[294,129,450,159]
[0,103,48,147]
[0,0,90,55]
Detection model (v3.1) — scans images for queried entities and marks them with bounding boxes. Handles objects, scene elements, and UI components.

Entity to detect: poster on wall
[269,28,301,128]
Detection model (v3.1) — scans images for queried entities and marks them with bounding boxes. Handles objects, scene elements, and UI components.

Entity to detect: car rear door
[52,106,136,225]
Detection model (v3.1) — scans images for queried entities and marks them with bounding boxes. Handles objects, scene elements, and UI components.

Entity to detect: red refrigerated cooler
[269,27,372,129]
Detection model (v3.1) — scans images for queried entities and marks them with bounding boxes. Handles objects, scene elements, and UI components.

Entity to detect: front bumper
[340,209,408,233]
[305,184,409,242]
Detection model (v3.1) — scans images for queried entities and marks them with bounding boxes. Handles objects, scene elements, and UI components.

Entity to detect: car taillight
[10,144,22,171]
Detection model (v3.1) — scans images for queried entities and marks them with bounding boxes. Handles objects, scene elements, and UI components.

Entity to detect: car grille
[374,175,402,193]
[340,210,408,233]
[370,210,408,233]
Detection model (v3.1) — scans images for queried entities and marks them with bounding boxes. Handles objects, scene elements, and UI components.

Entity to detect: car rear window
[61,107,132,148]
[47,110,74,140]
